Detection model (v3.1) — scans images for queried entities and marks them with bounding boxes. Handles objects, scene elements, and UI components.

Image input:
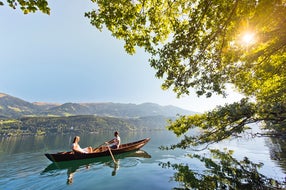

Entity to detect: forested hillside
[0,115,171,136]
[0,93,191,136]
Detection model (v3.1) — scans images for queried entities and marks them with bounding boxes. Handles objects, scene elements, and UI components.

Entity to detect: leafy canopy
[85,0,285,97]
[1,0,50,14]
[85,0,286,147]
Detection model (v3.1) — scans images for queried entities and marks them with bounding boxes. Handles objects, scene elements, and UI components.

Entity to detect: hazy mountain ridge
[0,93,40,118]
[0,93,196,119]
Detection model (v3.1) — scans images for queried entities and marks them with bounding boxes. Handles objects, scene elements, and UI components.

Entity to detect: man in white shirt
[106,131,121,149]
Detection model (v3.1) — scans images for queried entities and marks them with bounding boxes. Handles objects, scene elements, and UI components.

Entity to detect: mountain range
[0,93,196,119]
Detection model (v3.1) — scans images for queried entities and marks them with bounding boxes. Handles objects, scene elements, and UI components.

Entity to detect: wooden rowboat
[45,138,150,162]
[42,150,151,174]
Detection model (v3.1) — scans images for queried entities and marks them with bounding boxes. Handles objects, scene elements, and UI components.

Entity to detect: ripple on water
[117,158,141,167]
[0,152,47,187]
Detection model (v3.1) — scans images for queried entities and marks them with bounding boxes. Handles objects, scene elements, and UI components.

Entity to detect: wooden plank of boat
[45,138,151,162]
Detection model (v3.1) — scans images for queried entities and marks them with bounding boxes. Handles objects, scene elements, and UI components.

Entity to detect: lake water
[0,129,285,189]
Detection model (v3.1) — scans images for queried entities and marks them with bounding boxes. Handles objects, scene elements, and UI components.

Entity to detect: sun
[241,32,255,46]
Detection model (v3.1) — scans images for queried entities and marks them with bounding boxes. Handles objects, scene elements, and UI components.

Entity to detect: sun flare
[241,32,255,46]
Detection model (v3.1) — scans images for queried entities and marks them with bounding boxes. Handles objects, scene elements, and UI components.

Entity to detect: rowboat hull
[45,138,150,162]
[42,150,151,174]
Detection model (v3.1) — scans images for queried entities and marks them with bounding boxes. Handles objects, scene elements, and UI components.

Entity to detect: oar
[93,142,106,152]
[94,139,113,151]
[107,146,117,164]
[94,143,105,149]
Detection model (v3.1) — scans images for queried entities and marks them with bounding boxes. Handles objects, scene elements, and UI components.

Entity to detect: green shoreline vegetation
[0,115,169,137]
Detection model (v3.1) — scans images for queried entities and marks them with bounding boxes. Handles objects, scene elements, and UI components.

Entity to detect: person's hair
[73,136,80,143]
[114,131,119,136]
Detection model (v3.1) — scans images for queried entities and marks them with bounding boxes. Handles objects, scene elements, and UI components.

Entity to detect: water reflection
[105,160,120,176]
[67,164,93,184]
[1,131,286,189]
[42,150,151,185]
[67,165,80,184]
[267,137,286,172]
[160,148,286,189]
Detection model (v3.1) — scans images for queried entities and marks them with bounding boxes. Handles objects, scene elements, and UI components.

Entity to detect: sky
[0,0,244,113]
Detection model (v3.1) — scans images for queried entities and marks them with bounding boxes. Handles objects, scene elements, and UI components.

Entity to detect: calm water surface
[0,130,285,189]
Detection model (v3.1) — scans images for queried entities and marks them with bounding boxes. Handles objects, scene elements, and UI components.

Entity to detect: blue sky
[0,0,243,112]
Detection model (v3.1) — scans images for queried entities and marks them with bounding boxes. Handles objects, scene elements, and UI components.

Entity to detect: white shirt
[114,136,121,146]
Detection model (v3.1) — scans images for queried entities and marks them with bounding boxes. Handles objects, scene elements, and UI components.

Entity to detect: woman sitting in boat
[105,131,121,149]
[72,136,93,153]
